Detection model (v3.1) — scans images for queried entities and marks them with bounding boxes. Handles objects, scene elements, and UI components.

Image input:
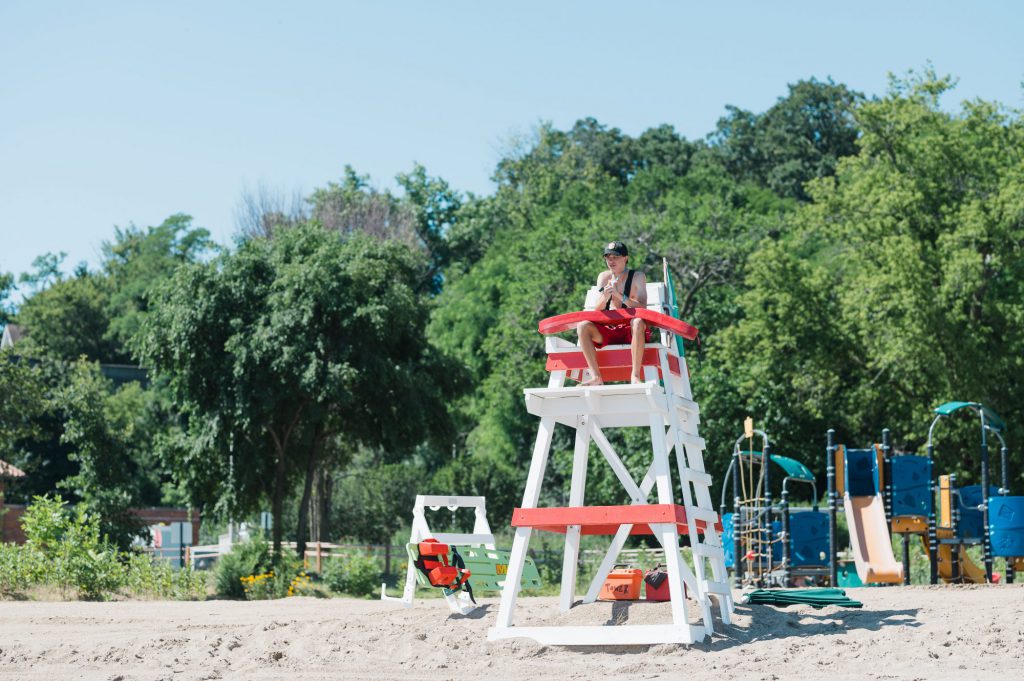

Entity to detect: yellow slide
[844,494,903,584]
[923,530,986,584]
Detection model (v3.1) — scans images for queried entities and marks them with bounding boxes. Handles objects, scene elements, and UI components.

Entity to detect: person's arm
[595,271,614,308]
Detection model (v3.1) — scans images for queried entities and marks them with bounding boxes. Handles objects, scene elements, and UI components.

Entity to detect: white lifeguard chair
[488,281,733,646]
[381,495,495,615]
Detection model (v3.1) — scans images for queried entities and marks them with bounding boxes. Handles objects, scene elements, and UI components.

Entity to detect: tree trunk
[271,444,288,556]
[295,429,323,560]
[309,467,320,545]
[317,469,333,542]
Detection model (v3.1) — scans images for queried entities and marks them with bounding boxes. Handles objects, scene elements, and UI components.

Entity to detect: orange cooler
[599,566,643,601]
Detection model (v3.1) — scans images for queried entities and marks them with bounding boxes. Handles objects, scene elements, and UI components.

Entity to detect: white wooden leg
[496,527,533,628]
[649,411,692,634]
[560,415,590,612]
[494,416,556,629]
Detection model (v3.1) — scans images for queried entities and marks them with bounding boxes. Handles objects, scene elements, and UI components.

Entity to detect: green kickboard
[405,543,541,592]
[460,546,542,591]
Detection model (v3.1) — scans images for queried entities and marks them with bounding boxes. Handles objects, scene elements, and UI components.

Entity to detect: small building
[1,324,25,350]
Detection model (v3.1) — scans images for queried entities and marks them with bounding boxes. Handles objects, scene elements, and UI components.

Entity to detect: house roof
[1,324,25,349]
[0,459,26,478]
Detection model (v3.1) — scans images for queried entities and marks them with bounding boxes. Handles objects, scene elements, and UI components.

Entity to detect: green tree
[0,352,48,466]
[0,358,79,502]
[0,271,15,325]
[711,78,863,200]
[429,119,791,518]
[710,69,1024,487]
[101,213,216,353]
[57,360,148,549]
[138,225,458,555]
[334,455,421,574]
[15,272,122,362]
[396,163,463,290]
[18,251,67,294]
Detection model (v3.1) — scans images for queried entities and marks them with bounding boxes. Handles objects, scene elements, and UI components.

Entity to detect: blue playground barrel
[890,455,932,518]
[844,448,879,497]
[989,496,1024,557]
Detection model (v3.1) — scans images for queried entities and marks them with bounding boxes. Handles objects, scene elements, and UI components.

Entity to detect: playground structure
[487,274,733,646]
[826,431,904,585]
[924,402,1023,584]
[381,494,541,615]
[719,421,830,588]
[826,402,1024,586]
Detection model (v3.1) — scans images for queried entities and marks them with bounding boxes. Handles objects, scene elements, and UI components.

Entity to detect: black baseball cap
[603,241,628,256]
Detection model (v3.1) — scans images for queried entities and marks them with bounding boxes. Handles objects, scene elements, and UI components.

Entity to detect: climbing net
[731,418,784,586]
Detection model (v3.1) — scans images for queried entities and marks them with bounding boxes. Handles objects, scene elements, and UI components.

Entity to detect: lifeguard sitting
[577,241,652,385]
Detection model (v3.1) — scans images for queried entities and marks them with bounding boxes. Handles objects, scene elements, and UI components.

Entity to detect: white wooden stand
[488,287,732,645]
[381,494,495,615]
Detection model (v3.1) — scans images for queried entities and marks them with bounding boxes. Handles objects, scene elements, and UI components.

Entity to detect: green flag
[663,259,686,357]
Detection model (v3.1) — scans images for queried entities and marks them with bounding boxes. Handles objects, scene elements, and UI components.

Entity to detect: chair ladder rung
[702,580,732,596]
[680,468,712,486]
[684,506,720,524]
[691,544,725,560]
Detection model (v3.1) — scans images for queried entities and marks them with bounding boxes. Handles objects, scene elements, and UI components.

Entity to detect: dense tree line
[2,69,1021,555]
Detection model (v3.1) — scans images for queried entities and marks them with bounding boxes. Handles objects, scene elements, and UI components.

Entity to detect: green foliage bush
[7,495,207,601]
[214,537,272,598]
[22,494,125,599]
[322,552,381,597]
[0,543,43,596]
[215,538,314,600]
[239,551,309,600]
[124,552,207,600]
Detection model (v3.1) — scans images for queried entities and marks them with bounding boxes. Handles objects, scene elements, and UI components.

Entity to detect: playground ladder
[489,286,733,645]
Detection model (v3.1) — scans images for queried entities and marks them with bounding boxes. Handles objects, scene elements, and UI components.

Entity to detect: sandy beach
[1,585,1022,681]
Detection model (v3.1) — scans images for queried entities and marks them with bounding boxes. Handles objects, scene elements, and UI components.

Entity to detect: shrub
[240,571,277,600]
[171,565,209,600]
[21,494,125,600]
[125,551,173,597]
[214,537,272,598]
[124,552,207,600]
[0,543,43,597]
[322,552,381,597]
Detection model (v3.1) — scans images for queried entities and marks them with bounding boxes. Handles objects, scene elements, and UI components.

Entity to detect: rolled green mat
[743,588,863,609]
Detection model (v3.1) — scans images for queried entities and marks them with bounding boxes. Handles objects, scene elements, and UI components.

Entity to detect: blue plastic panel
[890,456,933,517]
[989,496,1024,557]
[788,511,830,566]
[845,448,879,497]
[722,512,735,568]
[957,485,999,542]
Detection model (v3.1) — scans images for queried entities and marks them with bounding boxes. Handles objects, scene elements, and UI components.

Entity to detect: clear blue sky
[2,1,1022,295]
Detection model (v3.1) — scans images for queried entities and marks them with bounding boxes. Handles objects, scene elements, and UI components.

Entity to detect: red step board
[546,348,681,378]
[511,504,722,536]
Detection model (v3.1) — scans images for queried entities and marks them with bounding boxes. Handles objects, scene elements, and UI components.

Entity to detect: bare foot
[579,376,604,387]
[630,374,645,384]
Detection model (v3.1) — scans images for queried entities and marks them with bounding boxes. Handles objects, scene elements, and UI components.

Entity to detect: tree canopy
[5,68,1022,555]
[136,224,459,553]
